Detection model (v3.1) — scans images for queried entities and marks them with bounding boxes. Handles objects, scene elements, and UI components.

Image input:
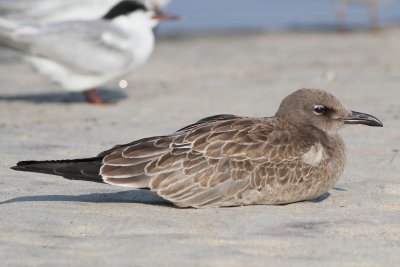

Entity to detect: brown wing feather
[177,114,239,132]
[100,116,318,207]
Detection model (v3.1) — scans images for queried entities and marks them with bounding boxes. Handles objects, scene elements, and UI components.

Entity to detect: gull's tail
[11,158,104,183]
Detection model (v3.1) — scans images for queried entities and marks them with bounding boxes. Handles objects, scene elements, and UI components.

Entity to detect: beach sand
[0,28,399,266]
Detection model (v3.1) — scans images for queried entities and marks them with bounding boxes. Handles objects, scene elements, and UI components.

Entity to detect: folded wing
[100,115,318,207]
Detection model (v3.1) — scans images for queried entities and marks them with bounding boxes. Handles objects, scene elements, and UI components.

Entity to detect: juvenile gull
[0,0,178,104]
[12,89,383,208]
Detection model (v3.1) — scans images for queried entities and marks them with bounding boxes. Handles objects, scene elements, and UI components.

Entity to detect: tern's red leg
[83,89,104,104]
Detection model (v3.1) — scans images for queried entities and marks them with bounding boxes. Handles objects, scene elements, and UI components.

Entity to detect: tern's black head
[103,0,148,20]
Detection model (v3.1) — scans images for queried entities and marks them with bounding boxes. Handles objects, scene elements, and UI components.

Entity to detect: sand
[0,28,399,266]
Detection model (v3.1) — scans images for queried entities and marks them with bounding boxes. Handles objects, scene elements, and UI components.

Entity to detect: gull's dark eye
[313,105,326,115]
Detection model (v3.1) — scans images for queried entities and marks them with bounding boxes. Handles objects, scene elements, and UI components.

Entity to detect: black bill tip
[344,111,383,127]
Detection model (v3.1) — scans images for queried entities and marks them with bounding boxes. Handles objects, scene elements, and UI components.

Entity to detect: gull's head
[103,0,179,29]
[275,88,383,133]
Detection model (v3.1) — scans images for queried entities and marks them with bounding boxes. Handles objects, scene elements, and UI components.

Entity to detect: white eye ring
[313,105,326,115]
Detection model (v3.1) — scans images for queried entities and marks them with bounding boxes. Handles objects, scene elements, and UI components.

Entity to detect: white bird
[0,0,178,103]
[0,0,171,23]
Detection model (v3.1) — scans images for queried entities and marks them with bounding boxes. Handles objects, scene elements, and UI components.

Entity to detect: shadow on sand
[0,88,127,104]
[308,192,331,203]
[0,189,174,208]
[1,189,338,207]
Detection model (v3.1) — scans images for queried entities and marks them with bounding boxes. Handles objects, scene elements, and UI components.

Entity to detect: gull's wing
[176,114,240,132]
[8,20,133,75]
[100,115,319,208]
[96,114,240,158]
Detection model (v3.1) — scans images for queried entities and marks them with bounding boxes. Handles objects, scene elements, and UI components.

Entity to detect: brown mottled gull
[11,89,383,208]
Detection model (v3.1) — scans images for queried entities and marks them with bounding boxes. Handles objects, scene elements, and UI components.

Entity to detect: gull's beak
[343,111,383,127]
[152,10,180,21]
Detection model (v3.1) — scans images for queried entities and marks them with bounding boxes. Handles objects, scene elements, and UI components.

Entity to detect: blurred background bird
[0,0,178,104]
[335,0,392,31]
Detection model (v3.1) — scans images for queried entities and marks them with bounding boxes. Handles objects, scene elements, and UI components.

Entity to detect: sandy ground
[0,28,399,267]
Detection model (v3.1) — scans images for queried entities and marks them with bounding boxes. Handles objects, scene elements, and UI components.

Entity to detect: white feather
[301,142,324,166]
